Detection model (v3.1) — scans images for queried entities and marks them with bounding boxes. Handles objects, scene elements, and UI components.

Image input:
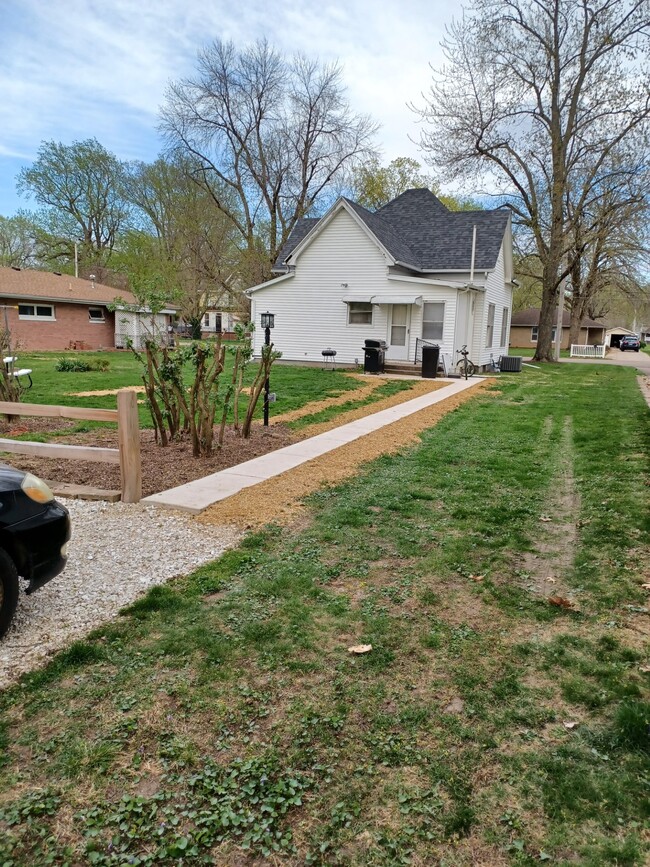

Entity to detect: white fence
[570,344,606,358]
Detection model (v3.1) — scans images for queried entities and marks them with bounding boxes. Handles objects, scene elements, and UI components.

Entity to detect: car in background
[0,466,70,638]
[619,335,640,352]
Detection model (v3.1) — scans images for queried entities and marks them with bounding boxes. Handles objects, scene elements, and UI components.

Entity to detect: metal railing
[414,338,438,364]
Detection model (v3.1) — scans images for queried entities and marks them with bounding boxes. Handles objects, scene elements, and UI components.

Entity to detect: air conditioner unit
[499,355,523,372]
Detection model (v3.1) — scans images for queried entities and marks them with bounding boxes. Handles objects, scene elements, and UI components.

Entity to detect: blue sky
[0,0,453,217]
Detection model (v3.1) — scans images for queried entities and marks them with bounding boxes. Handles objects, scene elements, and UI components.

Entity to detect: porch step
[383,362,422,376]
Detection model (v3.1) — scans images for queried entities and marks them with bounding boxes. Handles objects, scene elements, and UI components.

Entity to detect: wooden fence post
[117,389,142,503]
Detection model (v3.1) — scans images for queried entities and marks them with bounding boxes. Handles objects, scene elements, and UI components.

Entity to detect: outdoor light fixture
[261,311,275,426]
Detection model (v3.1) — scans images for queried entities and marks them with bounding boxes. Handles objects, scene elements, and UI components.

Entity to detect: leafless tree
[414,0,650,360]
[160,39,378,276]
[565,164,649,344]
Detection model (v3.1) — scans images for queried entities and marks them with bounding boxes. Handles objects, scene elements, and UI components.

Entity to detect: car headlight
[21,472,54,504]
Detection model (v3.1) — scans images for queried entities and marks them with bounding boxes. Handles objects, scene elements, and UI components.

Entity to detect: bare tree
[160,39,378,275]
[565,166,649,344]
[414,0,650,361]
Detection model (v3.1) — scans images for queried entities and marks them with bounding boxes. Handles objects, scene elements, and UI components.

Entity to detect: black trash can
[363,339,386,374]
[421,344,440,378]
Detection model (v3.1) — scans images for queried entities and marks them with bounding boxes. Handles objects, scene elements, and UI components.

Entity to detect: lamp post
[260,311,274,426]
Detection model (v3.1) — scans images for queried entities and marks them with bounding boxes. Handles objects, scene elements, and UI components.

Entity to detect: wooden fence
[0,389,142,503]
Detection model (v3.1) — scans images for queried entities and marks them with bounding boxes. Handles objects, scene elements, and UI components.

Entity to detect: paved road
[559,348,650,372]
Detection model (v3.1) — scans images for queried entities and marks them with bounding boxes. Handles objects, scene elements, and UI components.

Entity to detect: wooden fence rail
[0,389,142,503]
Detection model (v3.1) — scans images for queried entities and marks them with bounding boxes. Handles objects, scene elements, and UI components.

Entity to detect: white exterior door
[386,304,410,360]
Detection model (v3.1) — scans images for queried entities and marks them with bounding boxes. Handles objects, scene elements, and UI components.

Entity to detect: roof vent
[10,266,20,271]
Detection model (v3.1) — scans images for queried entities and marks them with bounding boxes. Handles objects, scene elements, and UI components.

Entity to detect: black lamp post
[260,311,275,426]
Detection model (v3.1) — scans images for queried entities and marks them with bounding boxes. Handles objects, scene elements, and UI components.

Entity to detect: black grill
[363,339,387,373]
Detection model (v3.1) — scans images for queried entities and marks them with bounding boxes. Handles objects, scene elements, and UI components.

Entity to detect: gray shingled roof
[272,189,510,273]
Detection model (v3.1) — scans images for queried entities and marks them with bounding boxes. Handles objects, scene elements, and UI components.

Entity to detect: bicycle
[455,345,477,379]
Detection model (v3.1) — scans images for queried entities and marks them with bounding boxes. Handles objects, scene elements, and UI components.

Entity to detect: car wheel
[0,548,19,639]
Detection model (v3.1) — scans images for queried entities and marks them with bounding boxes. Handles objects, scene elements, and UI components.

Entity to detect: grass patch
[0,364,648,864]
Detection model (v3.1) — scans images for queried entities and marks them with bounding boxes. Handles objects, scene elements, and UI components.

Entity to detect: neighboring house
[201,309,242,339]
[509,308,605,349]
[247,189,515,370]
[604,327,638,348]
[0,266,175,351]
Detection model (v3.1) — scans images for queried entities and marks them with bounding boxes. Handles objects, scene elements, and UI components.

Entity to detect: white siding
[474,244,512,366]
[252,208,392,363]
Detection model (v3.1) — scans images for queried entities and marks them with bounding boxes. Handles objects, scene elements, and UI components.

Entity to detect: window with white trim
[88,306,105,322]
[348,302,372,325]
[422,302,444,340]
[486,303,495,348]
[18,303,55,320]
[500,307,509,346]
[531,325,557,342]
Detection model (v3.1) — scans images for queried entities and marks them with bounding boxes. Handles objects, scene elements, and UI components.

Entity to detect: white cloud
[0,0,452,212]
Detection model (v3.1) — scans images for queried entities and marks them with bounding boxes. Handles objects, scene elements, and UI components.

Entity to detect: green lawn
[0,363,648,865]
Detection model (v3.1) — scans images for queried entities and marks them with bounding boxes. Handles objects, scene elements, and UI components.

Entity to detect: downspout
[469,225,477,285]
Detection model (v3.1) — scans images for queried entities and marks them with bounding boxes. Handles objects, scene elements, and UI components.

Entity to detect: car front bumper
[5,501,71,593]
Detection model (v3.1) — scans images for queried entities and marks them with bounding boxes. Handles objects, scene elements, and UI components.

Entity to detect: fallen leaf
[548,596,575,610]
[540,516,552,522]
[469,574,484,582]
[348,644,372,654]
[563,721,578,730]
[546,576,556,584]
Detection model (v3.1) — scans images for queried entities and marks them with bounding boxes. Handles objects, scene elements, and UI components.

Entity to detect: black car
[619,335,640,352]
[0,466,70,638]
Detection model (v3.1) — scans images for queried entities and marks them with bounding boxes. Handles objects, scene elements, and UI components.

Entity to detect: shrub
[55,357,110,373]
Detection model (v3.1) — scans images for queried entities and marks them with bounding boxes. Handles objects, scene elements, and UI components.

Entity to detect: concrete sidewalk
[142,377,485,514]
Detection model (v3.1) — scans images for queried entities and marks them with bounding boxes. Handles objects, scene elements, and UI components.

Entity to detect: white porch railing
[570,344,606,358]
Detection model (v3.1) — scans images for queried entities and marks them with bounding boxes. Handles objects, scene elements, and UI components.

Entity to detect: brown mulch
[0,421,296,498]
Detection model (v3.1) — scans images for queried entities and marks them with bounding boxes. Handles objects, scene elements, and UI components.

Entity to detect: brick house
[509,307,605,349]
[0,267,174,351]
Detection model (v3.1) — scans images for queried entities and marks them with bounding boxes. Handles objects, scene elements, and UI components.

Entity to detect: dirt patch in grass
[200,380,494,529]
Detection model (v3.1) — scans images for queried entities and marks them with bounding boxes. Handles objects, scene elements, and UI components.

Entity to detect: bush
[55,357,110,373]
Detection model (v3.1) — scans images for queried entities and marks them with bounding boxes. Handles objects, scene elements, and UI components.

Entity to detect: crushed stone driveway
[0,499,241,690]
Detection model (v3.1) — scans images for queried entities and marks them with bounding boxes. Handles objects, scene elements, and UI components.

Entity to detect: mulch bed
[0,418,296,498]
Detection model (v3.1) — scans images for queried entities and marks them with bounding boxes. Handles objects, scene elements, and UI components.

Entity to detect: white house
[247,189,514,371]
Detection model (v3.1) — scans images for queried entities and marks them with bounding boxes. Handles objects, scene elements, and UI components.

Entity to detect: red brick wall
[1,300,116,351]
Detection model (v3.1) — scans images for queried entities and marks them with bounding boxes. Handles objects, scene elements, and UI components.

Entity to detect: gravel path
[0,499,241,690]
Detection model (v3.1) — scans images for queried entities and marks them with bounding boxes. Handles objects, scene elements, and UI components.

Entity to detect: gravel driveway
[0,498,241,690]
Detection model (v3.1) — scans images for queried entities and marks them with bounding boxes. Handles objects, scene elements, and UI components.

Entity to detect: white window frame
[18,303,55,321]
[88,306,105,323]
[500,307,509,347]
[531,325,557,343]
[347,302,373,325]
[422,302,444,341]
[486,303,495,348]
